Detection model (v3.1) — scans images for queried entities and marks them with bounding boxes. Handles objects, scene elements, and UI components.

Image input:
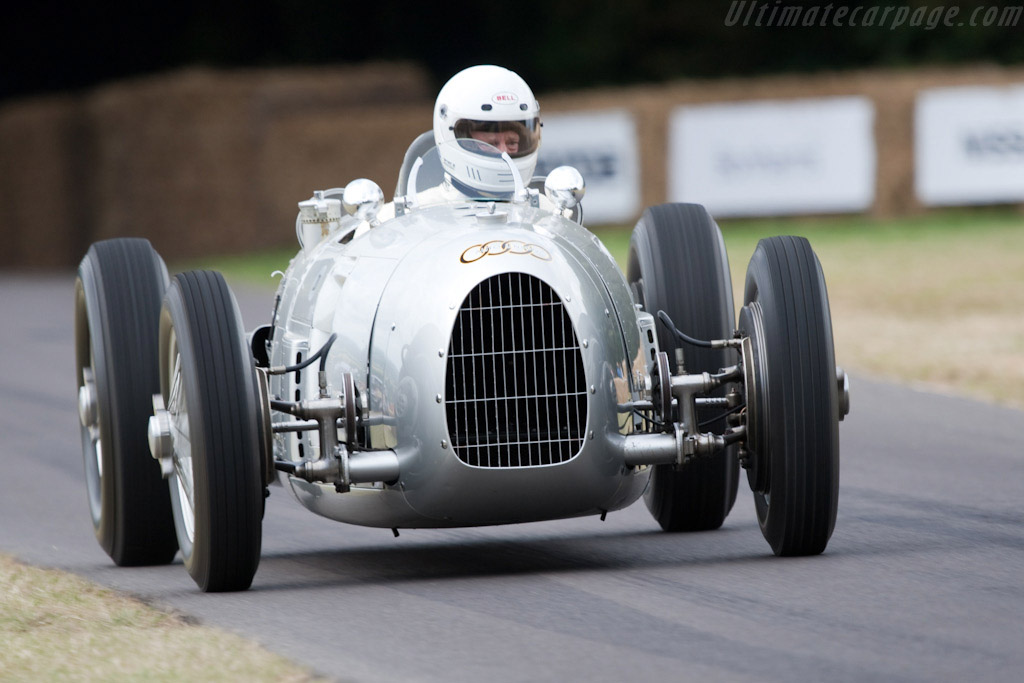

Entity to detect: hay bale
[2,62,1022,268]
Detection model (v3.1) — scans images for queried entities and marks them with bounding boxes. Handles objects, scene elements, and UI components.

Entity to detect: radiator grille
[445,272,587,467]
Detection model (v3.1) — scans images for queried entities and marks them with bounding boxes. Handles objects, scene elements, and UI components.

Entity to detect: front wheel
[159,270,263,591]
[740,236,840,556]
[74,238,178,565]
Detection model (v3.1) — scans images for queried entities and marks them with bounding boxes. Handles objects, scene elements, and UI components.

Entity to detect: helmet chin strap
[448,175,514,201]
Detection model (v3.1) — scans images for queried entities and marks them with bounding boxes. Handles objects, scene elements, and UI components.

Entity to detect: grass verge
[0,554,320,681]
[718,209,1024,409]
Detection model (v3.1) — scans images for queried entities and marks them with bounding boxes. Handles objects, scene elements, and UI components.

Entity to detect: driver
[369,66,544,226]
[456,120,526,156]
[432,64,542,198]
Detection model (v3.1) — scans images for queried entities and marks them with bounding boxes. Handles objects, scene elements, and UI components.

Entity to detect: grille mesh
[445,272,587,467]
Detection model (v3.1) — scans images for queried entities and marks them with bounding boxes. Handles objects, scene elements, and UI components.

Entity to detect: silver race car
[75,139,849,591]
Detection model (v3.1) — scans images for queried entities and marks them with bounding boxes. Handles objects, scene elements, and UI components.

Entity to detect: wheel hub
[738,302,770,493]
[78,369,98,429]
[148,394,175,478]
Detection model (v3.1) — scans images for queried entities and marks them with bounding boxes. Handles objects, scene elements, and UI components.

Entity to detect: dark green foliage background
[2,0,1021,102]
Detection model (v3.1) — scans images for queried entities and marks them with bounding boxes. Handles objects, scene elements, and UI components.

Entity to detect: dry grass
[719,210,1024,409]
[0,554,321,682]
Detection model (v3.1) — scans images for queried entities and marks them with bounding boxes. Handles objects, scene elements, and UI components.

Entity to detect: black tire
[159,270,263,592]
[740,236,839,556]
[627,203,740,531]
[74,238,178,565]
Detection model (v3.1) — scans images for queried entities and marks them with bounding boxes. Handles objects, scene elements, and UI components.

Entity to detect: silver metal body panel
[269,201,653,528]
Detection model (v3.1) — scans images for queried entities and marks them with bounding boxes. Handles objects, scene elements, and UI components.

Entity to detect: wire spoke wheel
[165,335,196,545]
[159,270,263,592]
[79,360,103,522]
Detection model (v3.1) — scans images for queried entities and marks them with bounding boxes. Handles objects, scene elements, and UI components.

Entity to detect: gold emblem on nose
[460,240,552,263]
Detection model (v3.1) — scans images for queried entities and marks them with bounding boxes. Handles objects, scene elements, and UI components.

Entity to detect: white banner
[668,97,876,216]
[536,109,640,224]
[915,85,1024,206]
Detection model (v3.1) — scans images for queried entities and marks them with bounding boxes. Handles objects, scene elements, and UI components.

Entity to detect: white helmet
[433,65,541,195]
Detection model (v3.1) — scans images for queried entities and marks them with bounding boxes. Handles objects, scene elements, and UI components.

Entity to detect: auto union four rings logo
[460,240,552,264]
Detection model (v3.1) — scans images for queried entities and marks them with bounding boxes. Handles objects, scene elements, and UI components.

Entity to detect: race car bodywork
[75,140,849,591]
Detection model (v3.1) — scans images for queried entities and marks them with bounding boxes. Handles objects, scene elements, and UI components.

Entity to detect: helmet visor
[452,118,541,158]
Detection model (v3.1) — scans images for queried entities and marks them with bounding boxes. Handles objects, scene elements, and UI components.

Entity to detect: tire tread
[628,203,740,531]
[77,238,177,566]
[169,270,262,591]
[746,236,839,556]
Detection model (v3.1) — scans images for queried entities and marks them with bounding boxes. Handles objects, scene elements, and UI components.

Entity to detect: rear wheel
[740,236,840,556]
[74,238,178,565]
[627,203,740,531]
[159,270,263,591]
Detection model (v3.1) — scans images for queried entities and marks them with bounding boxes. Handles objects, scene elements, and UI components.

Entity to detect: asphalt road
[1,272,1022,683]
